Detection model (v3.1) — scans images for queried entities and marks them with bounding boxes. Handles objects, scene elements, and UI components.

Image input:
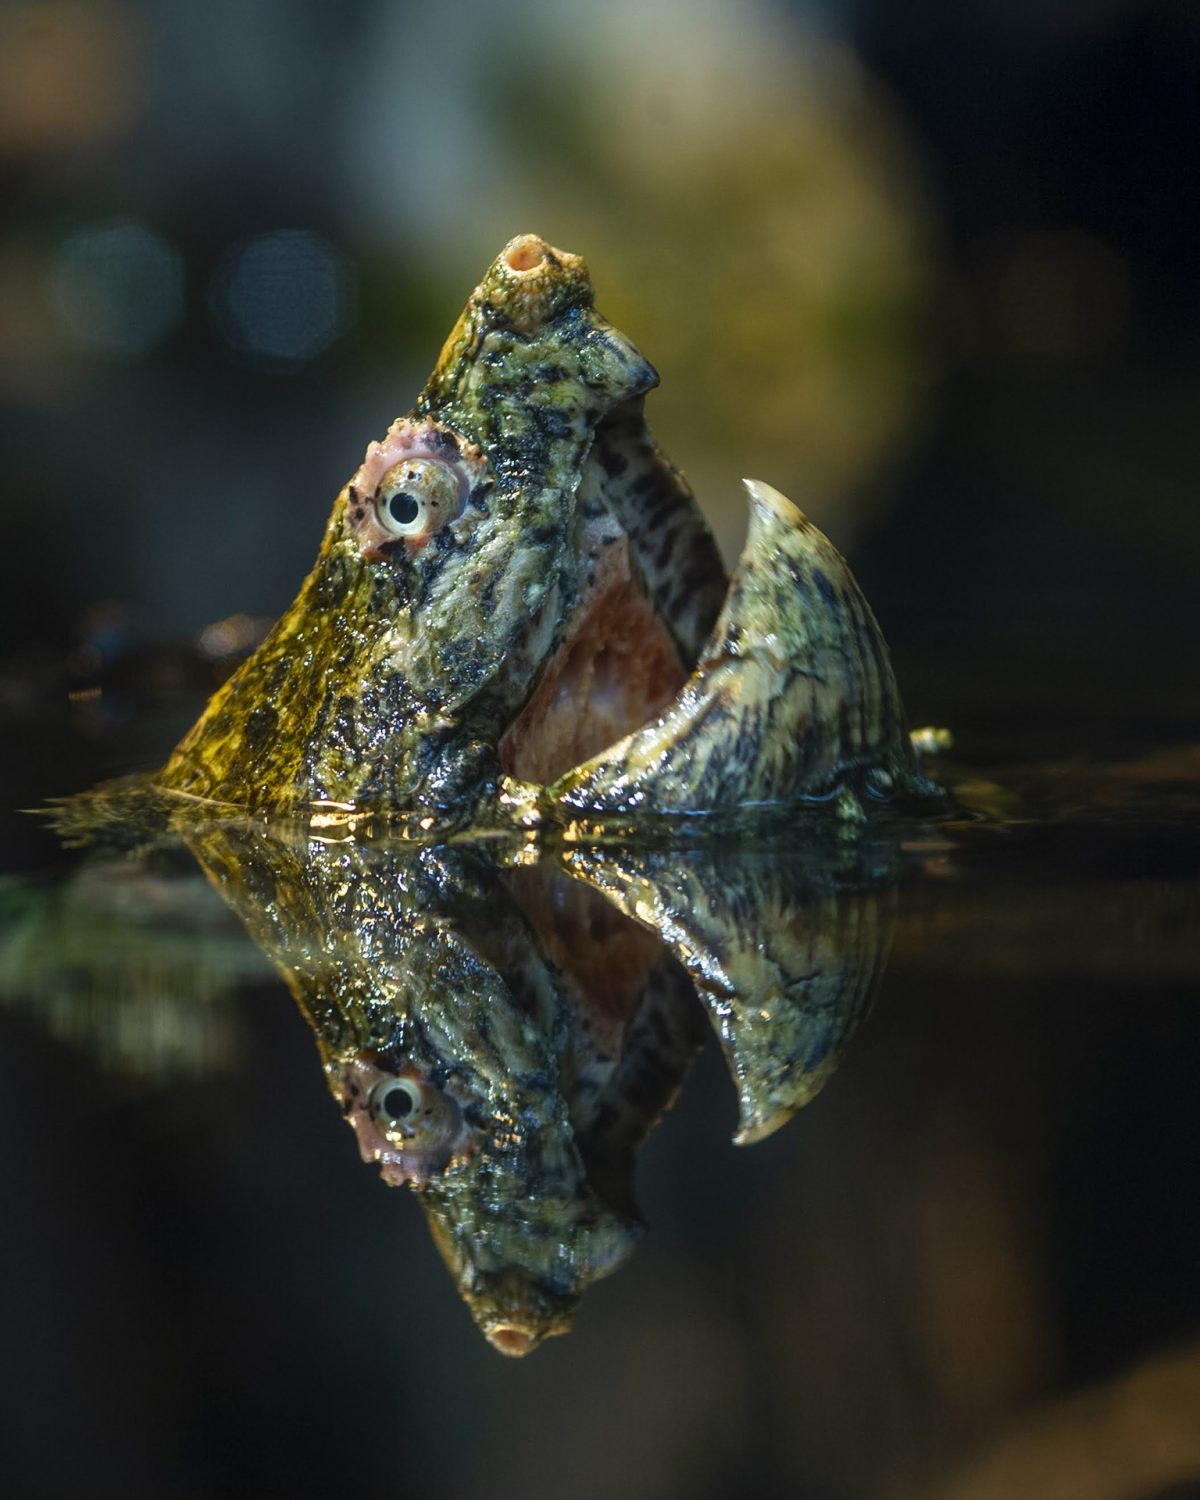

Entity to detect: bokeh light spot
[211,229,357,365]
[49,218,184,359]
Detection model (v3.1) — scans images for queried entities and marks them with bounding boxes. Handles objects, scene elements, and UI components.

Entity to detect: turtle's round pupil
[388,491,420,526]
[382,1086,414,1120]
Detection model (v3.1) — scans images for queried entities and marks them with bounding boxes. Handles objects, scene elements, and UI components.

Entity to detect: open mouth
[497,524,690,786]
[496,402,699,787]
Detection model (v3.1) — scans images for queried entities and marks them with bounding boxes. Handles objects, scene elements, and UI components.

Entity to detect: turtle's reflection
[184,820,898,1354]
[561,841,897,1145]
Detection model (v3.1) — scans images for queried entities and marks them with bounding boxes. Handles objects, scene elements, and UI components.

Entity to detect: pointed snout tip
[499,232,587,280]
[501,233,552,273]
[486,1323,541,1357]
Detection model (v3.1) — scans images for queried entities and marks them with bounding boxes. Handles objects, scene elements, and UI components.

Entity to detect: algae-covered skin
[181,823,684,1354]
[34,783,902,1355]
[158,234,933,828]
[173,813,898,1353]
[160,235,725,824]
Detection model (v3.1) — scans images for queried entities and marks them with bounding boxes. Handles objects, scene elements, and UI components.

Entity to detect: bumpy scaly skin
[550,480,932,819]
[183,813,900,1342]
[182,815,901,1348]
[158,233,930,827]
[43,776,906,1353]
[159,235,721,822]
[181,823,653,1355]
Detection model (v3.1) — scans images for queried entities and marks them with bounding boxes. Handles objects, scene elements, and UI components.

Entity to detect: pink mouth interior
[498,534,687,785]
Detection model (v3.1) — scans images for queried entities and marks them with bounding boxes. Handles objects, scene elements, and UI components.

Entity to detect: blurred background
[2,2,1199,1498]
[3,0,1198,757]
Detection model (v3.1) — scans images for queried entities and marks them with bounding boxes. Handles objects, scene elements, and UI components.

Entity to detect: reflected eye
[368,1073,460,1148]
[370,1076,423,1133]
[377,1078,421,1123]
[375,456,464,541]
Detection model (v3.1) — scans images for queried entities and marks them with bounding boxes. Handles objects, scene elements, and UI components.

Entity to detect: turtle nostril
[504,237,546,273]
[488,1324,538,1357]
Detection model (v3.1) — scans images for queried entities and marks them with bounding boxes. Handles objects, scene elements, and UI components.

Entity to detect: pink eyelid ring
[346,417,489,558]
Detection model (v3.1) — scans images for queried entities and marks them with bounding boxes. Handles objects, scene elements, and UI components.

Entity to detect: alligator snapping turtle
[159,233,932,827]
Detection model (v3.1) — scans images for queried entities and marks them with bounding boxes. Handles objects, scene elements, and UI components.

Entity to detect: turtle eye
[375,456,464,540]
[367,1072,460,1150]
[371,1077,423,1128]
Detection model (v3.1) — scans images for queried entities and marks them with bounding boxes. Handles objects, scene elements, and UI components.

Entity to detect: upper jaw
[498,491,689,786]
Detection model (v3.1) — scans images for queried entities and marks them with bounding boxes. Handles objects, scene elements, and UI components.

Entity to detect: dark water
[1,695,1198,1500]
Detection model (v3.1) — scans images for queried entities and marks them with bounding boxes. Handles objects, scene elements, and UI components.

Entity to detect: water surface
[1,695,1197,1500]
